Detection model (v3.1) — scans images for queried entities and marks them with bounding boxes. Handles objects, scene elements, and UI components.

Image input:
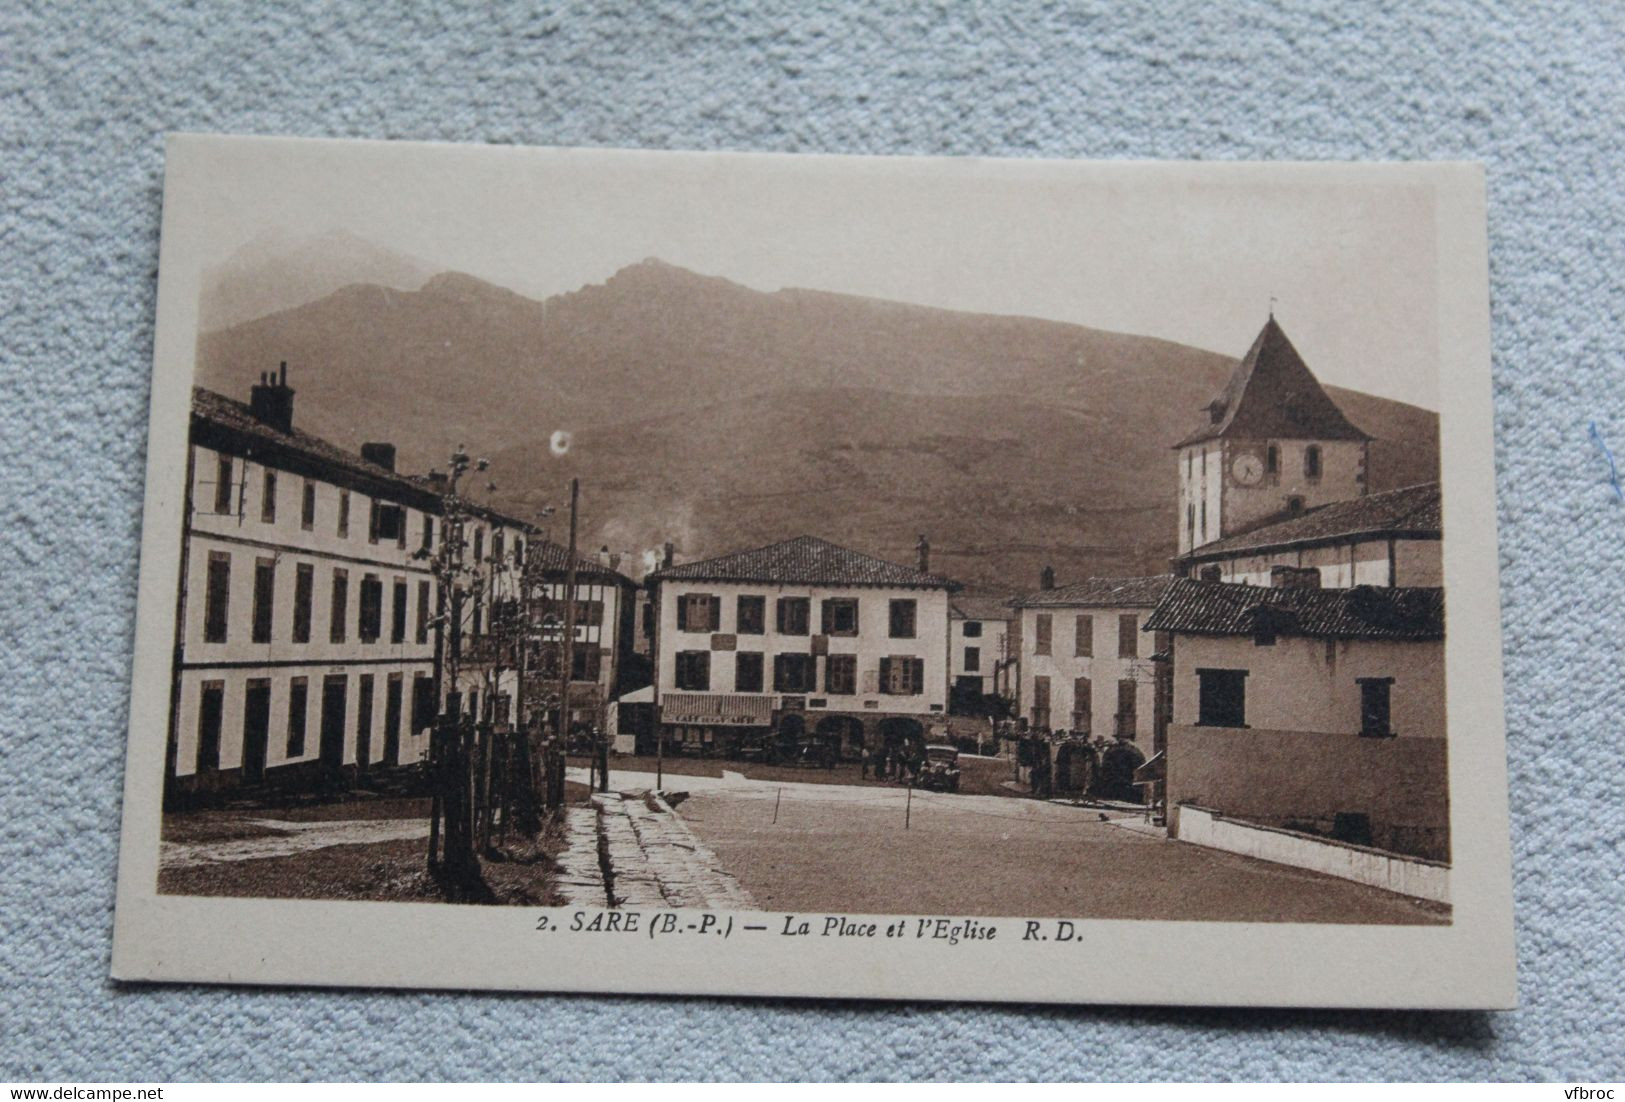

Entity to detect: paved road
[589,769,1449,925]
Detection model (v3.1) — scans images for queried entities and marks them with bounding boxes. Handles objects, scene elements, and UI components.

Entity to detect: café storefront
[657,691,776,756]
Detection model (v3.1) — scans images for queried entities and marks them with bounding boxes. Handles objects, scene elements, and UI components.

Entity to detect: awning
[660,692,774,727]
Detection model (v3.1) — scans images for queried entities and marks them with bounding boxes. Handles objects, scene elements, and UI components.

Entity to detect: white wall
[654,579,950,716]
[1200,536,1441,589]
[1181,438,1371,553]
[1016,605,1159,742]
[949,617,1008,693]
[1170,631,1445,738]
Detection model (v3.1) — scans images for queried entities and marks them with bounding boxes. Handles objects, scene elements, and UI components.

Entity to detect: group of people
[862,742,925,784]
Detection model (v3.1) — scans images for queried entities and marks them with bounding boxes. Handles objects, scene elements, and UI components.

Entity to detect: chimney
[916,534,930,573]
[609,552,623,571]
[1040,565,1056,590]
[598,545,612,567]
[663,541,675,569]
[360,442,397,471]
[425,469,449,492]
[248,361,295,434]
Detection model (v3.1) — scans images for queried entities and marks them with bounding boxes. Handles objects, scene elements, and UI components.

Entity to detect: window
[370,501,405,545]
[196,681,224,773]
[411,673,435,734]
[1118,614,1139,658]
[472,588,483,637]
[383,674,404,766]
[574,599,604,626]
[473,527,484,564]
[292,563,314,643]
[675,651,711,691]
[356,674,375,770]
[1031,675,1050,729]
[251,557,275,644]
[260,470,276,523]
[572,647,603,682]
[821,597,859,637]
[735,651,764,693]
[391,579,407,644]
[421,515,434,552]
[1074,614,1094,657]
[678,592,721,633]
[1072,677,1092,733]
[1196,668,1248,727]
[826,653,857,695]
[1034,613,1052,656]
[774,653,817,693]
[301,480,316,530]
[337,490,350,538]
[466,690,479,720]
[1265,444,1280,476]
[286,676,309,756]
[203,551,230,643]
[776,597,811,635]
[513,538,524,567]
[329,568,348,643]
[888,598,917,639]
[492,530,505,563]
[416,580,431,644]
[359,574,383,643]
[1305,444,1322,480]
[963,646,981,672]
[962,620,983,638]
[737,595,766,634]
[494,693,511,726]
[213,454,234,515]
[1116,678,1138,738]
[1359,677,1394,737]
[1187,503,1195,539]
[880,655,925,695]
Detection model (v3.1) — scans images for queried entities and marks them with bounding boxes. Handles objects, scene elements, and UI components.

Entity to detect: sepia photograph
[111,137,1512,1007]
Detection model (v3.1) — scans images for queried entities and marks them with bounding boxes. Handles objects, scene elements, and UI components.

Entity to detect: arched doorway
[1093,740,1147,802]
[815,715,865,762]
[1053,740,1096,795]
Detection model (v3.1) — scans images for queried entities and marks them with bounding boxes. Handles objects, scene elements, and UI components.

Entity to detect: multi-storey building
[1011,575,1174,745]
[517,543,639,737]
[646,535,958,759]
[166,368,532,800]
[948,595,1016,706]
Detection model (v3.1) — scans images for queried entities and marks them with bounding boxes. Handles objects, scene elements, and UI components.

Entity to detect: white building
[517,543,639,737]
[1176,481,1441,589]
[647,535,958,759]
[1011,575,1174,745]
[167,369,532,801]
[948,595,1016,704]
[1175,316,1373,556]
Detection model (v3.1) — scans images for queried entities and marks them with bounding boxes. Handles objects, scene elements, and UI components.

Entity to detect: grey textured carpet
[3,0,1622,1082]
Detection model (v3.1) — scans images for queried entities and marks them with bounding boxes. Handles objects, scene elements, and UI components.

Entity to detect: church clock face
[1231,452,1264,486]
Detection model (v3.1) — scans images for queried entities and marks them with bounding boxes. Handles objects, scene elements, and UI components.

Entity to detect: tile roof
[1175,317,1371,447]
[1183,482,1441,560]
[1143,578,1445,641]
[649,535,958,590]
[1013,575,1176,609]
[525,539,635,586]
[193,386,534,530]
[950,595,1017,621]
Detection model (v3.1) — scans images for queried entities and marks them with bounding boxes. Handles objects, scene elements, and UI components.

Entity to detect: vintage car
[916,744,962,792]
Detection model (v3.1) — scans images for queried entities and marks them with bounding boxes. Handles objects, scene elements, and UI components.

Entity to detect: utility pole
[555,478,581,778]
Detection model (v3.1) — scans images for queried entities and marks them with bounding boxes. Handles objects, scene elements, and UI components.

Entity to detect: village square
[155,300,1450,925]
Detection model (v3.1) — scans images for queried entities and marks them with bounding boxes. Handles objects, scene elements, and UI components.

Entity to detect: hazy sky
[172,137,1445,410]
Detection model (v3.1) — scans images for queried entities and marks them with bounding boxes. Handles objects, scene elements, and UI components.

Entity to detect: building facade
[948,596,1016,705]
[1011,575,1173,745]
[517,543,639,737]
[167,370,532,800]
[647,536,957,758]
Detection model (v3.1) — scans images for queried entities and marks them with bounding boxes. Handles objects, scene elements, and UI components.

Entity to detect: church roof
[647,535,959,591]
[1182,482,1441,561]
[1143,578,1444,641]
[1175,317,1372,447]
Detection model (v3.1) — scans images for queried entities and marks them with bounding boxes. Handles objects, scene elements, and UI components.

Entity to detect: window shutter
[879,657,892,695]
[821,600,833,635]
[677,596,689,632]
[710,595,722,633]
[911,657,925,695]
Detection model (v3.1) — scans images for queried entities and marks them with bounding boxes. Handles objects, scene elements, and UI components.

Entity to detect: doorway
[319,674,348,773]
[241,678,270,784]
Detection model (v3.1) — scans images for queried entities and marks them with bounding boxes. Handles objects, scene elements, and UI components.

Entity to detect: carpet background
[3,0,1622,1082]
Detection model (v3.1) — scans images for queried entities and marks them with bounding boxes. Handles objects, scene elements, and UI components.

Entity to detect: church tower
[1175,317,1371,555]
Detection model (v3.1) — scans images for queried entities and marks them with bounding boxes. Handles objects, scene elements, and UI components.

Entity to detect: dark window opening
[962,620,983,638]
[776,597,811,636]
[1265,444,1280,475]
[213,454,235,515]
[391,579,407,644]
[251,557,275,643]
[675,650,711,691]
[774,653,817,693]
[416,580,431,644]
[1072,677,1091,733]
[678,592,721,633]
[963,646,981,672]
[301,480,315,530]
[734,651,764,693]
[260,470,276,524]
[195,681,224,773]
[1034,613,1052,656]
[329,568,348,643]
[1074,614,1093,657]
[821,597,859,637]
[736,595,766,634]
[1031,675,1050,729]
[888,599,917,639]
[292,562,313,643]
[286,677,309,757]
[1305,444,1322,480]
[1118,614,1140,658]
[826,653,857,695]
[203,551,231,643]
[370,501,405,545]
[359,574,383,643]
[355,674,374,771]
[1359,677,1394,738]
[337,491,350,538]
[1116,678,1138,738]
[1196,668,1248,728]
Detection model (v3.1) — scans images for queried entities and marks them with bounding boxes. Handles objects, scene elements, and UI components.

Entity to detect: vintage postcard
[111,135,1515,1008]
